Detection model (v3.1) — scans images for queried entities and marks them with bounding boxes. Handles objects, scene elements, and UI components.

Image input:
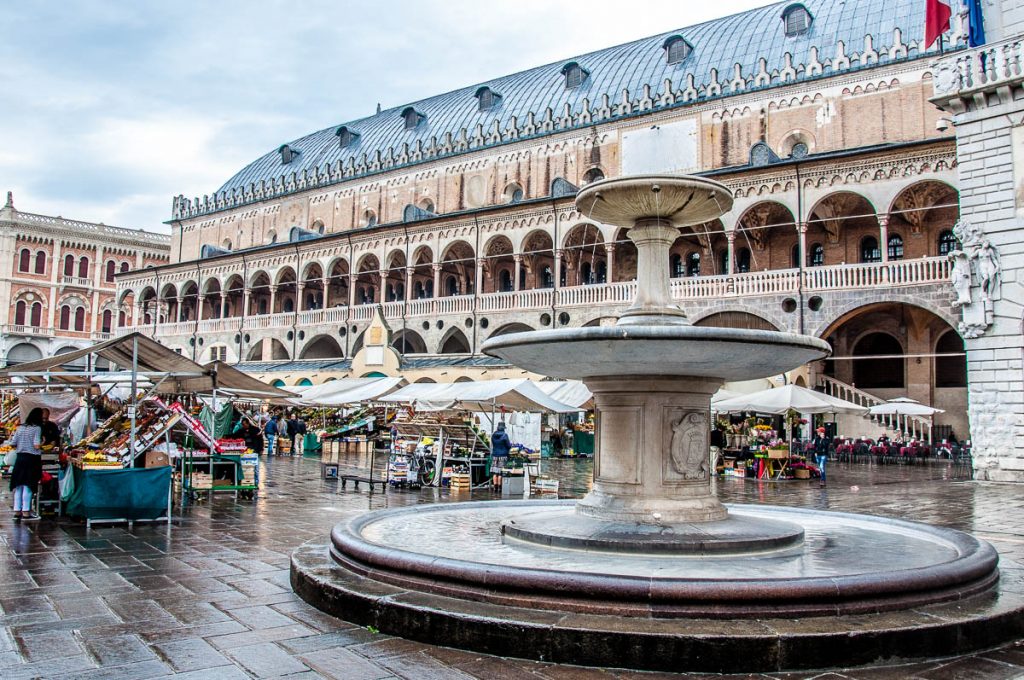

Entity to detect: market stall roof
[291,377,407,406]
[205,361,298,399]
[532,380,593,410]
[712,384,868,415]
[381,378,579,413]
[0,333,293,398]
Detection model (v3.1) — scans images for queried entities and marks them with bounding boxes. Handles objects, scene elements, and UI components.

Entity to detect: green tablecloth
[65,466,172,520]
[573,430,595,455]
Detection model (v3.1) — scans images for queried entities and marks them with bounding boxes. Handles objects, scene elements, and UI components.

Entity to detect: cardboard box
[143,451,169,468]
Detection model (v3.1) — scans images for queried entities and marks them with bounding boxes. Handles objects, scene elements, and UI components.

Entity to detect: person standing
[294,416,307,456]
[264,415,278,456]
[10,408,43,521]
[490,422,512,486]
[812,426,830,488]
[277,415,290,455]
[39,408,61,452]
[287,413,299,456]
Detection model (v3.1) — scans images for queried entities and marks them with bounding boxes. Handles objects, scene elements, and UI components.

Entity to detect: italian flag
[925,0,953,48]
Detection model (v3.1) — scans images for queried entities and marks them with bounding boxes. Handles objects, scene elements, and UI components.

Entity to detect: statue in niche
[949,250,973,307]
[670,412,707,480]
[976,240,1001,303]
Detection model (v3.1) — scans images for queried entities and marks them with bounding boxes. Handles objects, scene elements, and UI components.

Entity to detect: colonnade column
[432,263,442,298]
[269,285,277,314]
[196,297,205,323]
[175,296,183,323]
[878,214,890,263]
[554,249,562,289]
[605,244,616,283]
[296,282,305,311]
[513,255,522,292]
[798,224,807,269]
[378,270,388,303]
[219,292,227,319]
[242,290,251,319]
[726,232,736,275]
[405,267,414,302]
[348,275,356,308]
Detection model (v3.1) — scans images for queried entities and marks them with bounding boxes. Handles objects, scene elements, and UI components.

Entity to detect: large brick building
[0,192,170,366]
[119,0,976,441]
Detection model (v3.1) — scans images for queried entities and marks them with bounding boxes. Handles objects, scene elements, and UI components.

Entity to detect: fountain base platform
[291,501,1024,673]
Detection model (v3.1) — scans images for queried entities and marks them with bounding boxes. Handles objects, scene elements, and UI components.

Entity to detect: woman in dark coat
[10,408,44,521]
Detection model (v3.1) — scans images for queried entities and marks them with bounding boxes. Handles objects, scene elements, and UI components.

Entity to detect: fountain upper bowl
[481,325,830,381]
[575,175,734,228]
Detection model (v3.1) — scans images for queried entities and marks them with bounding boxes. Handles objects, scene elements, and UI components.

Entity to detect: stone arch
[439,240,475,296]
[483,235,515,293]
[806,192,877,259]
[887,180,960,256]
[521,230,555,289]
[6,342,43,365]
[268,338,290,361]
[734,201,797,271]
[813,297,957,339]
[438,327,471,354]
[489,322,534,338]
[275,266,297,286]
[561,222,606,285]
[391,329,427,354]
[246,344,263,361]
[301,262,325,310]
[300,334,344,359]
[692,310,780,331]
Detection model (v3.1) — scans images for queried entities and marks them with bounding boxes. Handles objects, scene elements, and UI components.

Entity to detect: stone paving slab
[0,454,1022,678]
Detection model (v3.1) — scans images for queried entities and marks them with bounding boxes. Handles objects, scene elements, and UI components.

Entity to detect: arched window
[938,230,958,256]
[396,283,405,300]
[283,297,294,313]
[446,276,459,296]
[120,262,130,274]
[105,260,116,282]
[258,299,268,314]
[102,309,112,333]
[790,142,809,159]
[686,252,701,277]
[935,330,966,388]
[30,302,41,327]
[664,36,692,64]
[670,253,684,278]
[14,301,25,325]
[74,307,85,332]
[782,4,813,36]
[582,168,605,185]
[736,248,751,273]
[541,266,554,289]
[853,333,904,388]
[34,251,46,274]
[791,244,801,268]
[363,210,377,227]
[561,62,588,89]
[580,261,593,285]
[719,249,729,275]
[595,260,607,284]
[268,231,277,244]
[59,305,70,330]
[118,310,126,327]
[18,249,30,272]
[78,256,89,279]
[64,254,75,277]
[860,236,880,263]
[499,270,512,292]
[504,183,524,204]
[808,243,824,267]
[887,234,904,260]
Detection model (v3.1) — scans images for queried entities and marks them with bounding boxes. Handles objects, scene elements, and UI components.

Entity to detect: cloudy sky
[1,0,770,232]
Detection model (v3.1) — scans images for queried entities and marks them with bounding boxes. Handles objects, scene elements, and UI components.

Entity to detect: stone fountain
[292,175,1023,673]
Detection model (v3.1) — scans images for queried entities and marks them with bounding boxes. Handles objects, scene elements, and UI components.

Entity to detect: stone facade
[0,193,171,365]
[118,1,970,440]
[931,3,1024,480]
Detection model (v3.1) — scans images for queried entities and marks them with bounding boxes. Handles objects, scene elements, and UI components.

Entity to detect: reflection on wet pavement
[1,451,1021,679]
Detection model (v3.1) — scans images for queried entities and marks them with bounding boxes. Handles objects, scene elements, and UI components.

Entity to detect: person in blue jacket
[264,415,279,456]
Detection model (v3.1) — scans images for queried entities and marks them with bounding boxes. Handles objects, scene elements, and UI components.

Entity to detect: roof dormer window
[561,62,588,89]
[782,4,812,36]
[475,86,500,112]
[336,126,360,148]
[663,35,693,64]
[401,107,425,130]
[278,144,298,164]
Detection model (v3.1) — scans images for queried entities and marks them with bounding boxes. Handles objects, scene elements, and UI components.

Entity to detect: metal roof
[216,0,930,198]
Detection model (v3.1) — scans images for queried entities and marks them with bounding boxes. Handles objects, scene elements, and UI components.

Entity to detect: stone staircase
[817,376,933,443]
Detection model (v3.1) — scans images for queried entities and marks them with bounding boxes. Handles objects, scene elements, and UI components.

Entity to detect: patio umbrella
[867,397,944,417]
[711,384,868,415]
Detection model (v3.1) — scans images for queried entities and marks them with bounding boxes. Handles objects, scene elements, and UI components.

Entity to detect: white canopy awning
[292,377,407,406]
[381,378,579,413]
[532,380,593,409]
[712,384,868,415]
[868,397,944,417]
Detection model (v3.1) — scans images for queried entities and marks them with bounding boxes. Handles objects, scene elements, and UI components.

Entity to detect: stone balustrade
[931,34,1024,111]
[118,256,952,338]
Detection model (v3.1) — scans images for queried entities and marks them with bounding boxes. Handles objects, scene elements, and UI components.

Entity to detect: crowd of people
[234,411,308,457]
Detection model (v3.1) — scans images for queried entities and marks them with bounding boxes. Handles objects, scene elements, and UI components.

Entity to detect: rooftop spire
[3,191,12,210]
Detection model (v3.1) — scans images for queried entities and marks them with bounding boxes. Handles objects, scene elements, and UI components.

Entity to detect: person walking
[264,415,278,456]
[812,426,830,488]
[9,408,44,521]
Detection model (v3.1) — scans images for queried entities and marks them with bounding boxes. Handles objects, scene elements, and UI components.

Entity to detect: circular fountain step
[500,507,804,554]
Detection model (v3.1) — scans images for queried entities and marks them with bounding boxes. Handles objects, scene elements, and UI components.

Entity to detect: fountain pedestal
[578,376,726,523]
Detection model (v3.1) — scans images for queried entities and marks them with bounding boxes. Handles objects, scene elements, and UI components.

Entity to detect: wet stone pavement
[1,453,1023,679]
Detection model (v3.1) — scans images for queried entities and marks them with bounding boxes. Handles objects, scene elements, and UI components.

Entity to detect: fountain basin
[575,174,734,227]
[481,325,831,381]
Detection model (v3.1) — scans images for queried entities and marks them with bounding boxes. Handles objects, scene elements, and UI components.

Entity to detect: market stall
[381,379,579,491]
[0,333,293,523]
[289,377,406,456]
[712,384,866,481]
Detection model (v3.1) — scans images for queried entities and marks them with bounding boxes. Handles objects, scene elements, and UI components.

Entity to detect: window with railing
[735,248,751,273]
[808,242,824,267]
[670,253,684,278]
[860,236,881,263]
[887,234,904,261]
[938,230,958,256]
[686,252,700,277]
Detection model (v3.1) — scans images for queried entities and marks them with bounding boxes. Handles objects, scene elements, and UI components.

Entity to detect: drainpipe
[292,243,302,359]
[795,162,805,336]
[402,224,410,358]
[550,199,559,322]
[472,214,482,354]
[238,253,248,364]
[191,262,201,362]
